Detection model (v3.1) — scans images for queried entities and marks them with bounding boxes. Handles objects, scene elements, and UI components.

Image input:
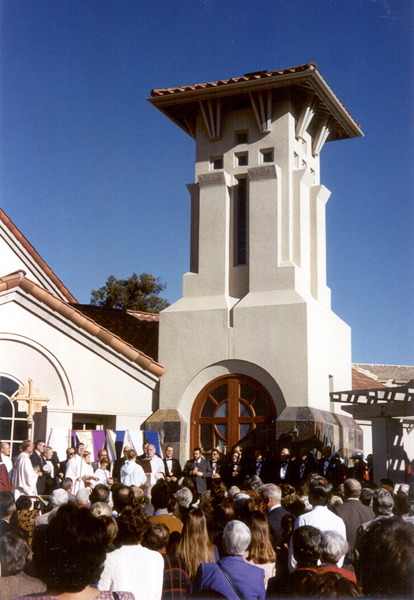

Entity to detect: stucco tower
[148,63,363,458]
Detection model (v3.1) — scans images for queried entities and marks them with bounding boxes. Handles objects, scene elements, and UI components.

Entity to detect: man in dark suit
[207,448,224,489]
[317,446,345,489]
[30,439,46,495]
[332,478,375,569]
[274,447,298,485]
[58,447,75,479]
[183,447,212,495]
[113,445,131,482]
[163,445,182,493]
[260,483,288,548]
[192,520,266,600]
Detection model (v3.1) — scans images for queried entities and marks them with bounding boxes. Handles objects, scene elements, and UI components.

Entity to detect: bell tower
[148,63,363,455]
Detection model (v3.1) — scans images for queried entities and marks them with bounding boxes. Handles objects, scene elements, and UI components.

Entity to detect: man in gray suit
[183,447,212,495]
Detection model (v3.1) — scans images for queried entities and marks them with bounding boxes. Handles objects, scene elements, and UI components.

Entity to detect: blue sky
[0,0,413,366]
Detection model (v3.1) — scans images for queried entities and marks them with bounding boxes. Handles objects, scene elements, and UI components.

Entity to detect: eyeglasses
[68,452,75,456]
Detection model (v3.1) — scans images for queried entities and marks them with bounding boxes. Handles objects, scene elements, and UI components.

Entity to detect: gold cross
[13,378,49,421]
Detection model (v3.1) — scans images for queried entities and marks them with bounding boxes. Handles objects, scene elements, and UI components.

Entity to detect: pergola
[330,381,414,484]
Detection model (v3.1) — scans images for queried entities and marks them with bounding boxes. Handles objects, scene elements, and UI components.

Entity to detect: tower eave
[147,64,363,142]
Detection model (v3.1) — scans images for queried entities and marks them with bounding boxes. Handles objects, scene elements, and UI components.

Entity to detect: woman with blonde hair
[244,510,276,588]
[174,508,217,579]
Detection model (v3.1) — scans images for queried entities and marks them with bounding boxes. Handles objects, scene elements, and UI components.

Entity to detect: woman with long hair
[174,508,217,580]
[244,511,276,588]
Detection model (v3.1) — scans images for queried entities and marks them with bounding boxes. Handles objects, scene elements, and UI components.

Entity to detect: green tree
[90,272,169,313]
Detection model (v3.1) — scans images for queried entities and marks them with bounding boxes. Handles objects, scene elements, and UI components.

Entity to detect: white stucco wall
[0,288,159,436]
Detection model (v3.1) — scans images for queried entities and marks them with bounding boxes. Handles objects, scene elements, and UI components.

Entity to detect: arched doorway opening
[191,374,276,452]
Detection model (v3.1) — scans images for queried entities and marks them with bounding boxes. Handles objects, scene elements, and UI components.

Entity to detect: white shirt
[12,452,38,499]
[120,460,146,487]
[98,543,163,600]
[288,505,347,572]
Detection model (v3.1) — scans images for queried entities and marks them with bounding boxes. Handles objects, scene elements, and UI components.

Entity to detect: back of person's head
[210,478,228,500]
[214,499,236,529]
[260,483,282,503]
[394,493,411,517]
[151,479,173,511]
[322,530,348,564]
[97,515,118,549]
[50,488,68,507]
[295,480,309,497]
[117,503,149,545]
[292,525,323,568]
[372,488,394,516]
[228,486,241,498]
[143,522,170,551]
[176,487,193,508]
[127,448,137,460]
[281,493,307,517]
[281,513,296,544]
[0,491,15,518]
[59,477,73,492]
[308,571,363,598]
[76,488,90,506]
[90,501,112,518]
[223,519,251,556]
[32,504,107,593]
[359,487,373,508]
[130,485,145,504]
[112,484,135,513]
[344,478,362,499]
[15,495,32,511]
[0,532,31,576]
[358,517,414,597]
[89,484,110,505]
[181,477,199,503]
[243,474,262,493]
[280,483,295,497]
[309,477,332,507]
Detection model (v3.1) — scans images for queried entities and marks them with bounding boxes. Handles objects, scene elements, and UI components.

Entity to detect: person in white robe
[95,458,114,487]
[65,443,95,494]
[138,444,165,488]
[12,440,41,499]
[120,449,146,487]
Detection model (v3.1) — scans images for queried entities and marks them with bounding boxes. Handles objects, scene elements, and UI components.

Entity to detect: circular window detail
[191,374,276,452]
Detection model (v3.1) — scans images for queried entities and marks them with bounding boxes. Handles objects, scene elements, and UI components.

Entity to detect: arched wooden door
[191,374,276,452]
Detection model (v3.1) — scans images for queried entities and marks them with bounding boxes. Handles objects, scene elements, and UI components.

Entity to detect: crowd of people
[0,439,413,600]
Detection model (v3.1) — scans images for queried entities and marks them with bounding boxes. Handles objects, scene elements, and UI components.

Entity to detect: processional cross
[12,378,49,441]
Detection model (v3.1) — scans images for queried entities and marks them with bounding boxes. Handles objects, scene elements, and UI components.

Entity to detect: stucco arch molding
[0,333,73,406]
[178,360,286,423]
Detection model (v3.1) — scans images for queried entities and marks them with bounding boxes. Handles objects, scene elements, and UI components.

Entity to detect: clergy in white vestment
[65,442,95,494]
[12,440,41,499]
[120,449,146,487]
[138,444,165,488]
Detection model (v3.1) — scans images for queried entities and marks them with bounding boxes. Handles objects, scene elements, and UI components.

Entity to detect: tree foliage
[90,272,169,313]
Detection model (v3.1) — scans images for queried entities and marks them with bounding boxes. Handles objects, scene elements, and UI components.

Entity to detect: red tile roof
[0,271,164,377]
[352,366,383,390]
[0,208,77,303]
[151,63,318,97]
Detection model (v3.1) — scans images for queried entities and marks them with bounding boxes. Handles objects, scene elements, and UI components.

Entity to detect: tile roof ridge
[0,272,164,377]
[0,207,77,304]
[127,309,160,321]
[150,63,317,96]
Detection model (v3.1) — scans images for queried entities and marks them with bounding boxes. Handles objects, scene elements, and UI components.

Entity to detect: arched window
[0,375,28,457]
[191,374,276,452]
